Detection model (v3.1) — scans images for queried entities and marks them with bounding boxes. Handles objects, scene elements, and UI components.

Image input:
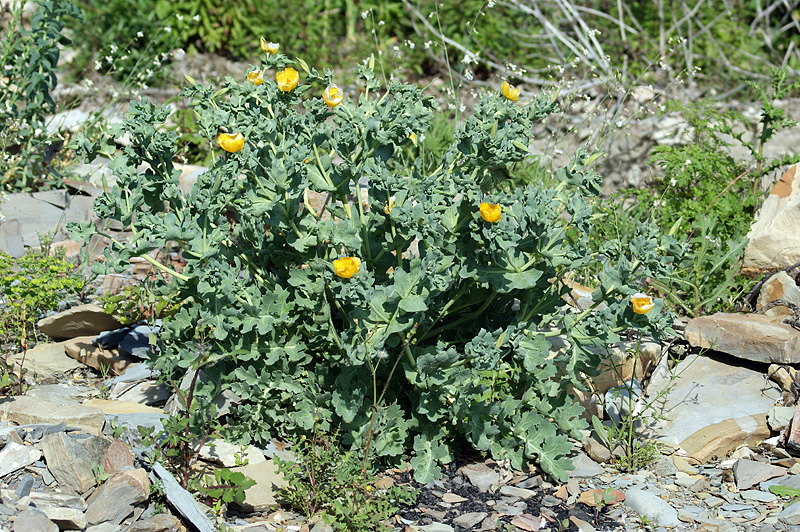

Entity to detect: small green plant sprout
[91,462,109,485]
[637,513,655,530]
[593,487,616,520]
[275,430,416,532]
[197,467,255,515]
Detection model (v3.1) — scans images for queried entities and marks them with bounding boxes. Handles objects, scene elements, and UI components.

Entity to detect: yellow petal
[479,202,502,223]
[246,70,264,85]
[333,256,361,278]
[276,67,299,92]
[630,293,655,314]
[501,81,520,102]
[218,132,244,153]
[323,84,344,107]
[260,37,279,54]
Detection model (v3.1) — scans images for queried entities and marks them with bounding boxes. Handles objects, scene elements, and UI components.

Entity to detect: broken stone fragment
[37,304,122,341]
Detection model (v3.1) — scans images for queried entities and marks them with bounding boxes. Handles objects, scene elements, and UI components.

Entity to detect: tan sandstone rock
[684,312,800,364]
[744,163,800,275]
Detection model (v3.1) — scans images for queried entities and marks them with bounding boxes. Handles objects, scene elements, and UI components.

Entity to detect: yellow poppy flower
[246,70,264,85]
[333,256,361,278]
[218,132,244,153]
[323,85,344,107]
[409,132,417,146]
[479,202,501,223]
[260,37,279,54]
[276,67,299,92]
[630,293,655,314]
[384,198,395,214]
[501,81,520,102]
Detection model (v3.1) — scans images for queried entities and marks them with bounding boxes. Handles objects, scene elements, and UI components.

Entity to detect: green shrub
[0,244,86,348]
[71,51,681,483]
[67,0,175,86]
[0,0,82,192]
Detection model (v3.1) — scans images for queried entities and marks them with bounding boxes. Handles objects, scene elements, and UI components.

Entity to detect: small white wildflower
[94,60,102,71]
[110,44,118,54]
[424,40,432,49]
[464,69,473,80]
[83,79,93,88]
[407,40,414,49]
[393,45,400,53]
[176,14,183,21]
[378,20,385,26]
[670,178,677,186]
[459,104,466,113]
[487,0,495,6]
[111,89,119,99]
[164,26,171,33]
[361,9,369,19]
[684,159,691,166]
[375,349,389,360]
[137,31,144,38]
[192,14,200,22]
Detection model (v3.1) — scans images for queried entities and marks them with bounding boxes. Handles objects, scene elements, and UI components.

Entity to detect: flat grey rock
[734,459,786,490]
[643,354,780,446]
[42,432,110,494]
[13,508,58,532]
[457,463,500,492]
[85,469,149,525]
[6,343,83,379]
[152,463,215,532]
[569,453,605,478]
[624,488,680,527]
[0,442,41,477]
[452,511,487,529]
[778,501,800,525]
[37,304,122,341]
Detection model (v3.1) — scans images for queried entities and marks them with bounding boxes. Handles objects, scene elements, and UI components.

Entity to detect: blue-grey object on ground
[14,474,33,499]
[604,378,641,425]
[151,462,215,532]
[13,508,59,532]
[569,453,605,478]
[733,459,787,490]
[651,455,679,477]
[413,524,455,532]
[111,364,154,384]
[624,488,680,526]
[457,463,500,492]
[778,501,800,525]
[95,323,160,359]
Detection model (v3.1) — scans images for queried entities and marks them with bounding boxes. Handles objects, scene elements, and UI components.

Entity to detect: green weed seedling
[276,430,416,532]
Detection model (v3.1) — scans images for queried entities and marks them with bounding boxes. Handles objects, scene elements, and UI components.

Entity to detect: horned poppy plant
[479,202,501,223]
[333,256,361,278]
[323,85,344,107]
[247,71,264,85]
[501,81,520,102]
[218,132,244,153]
[630,293,655,314]
[260,37,279,54]
[276,68,299,92]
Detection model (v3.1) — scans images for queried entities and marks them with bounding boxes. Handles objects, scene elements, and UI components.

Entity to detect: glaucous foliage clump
[71,50,681,482]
